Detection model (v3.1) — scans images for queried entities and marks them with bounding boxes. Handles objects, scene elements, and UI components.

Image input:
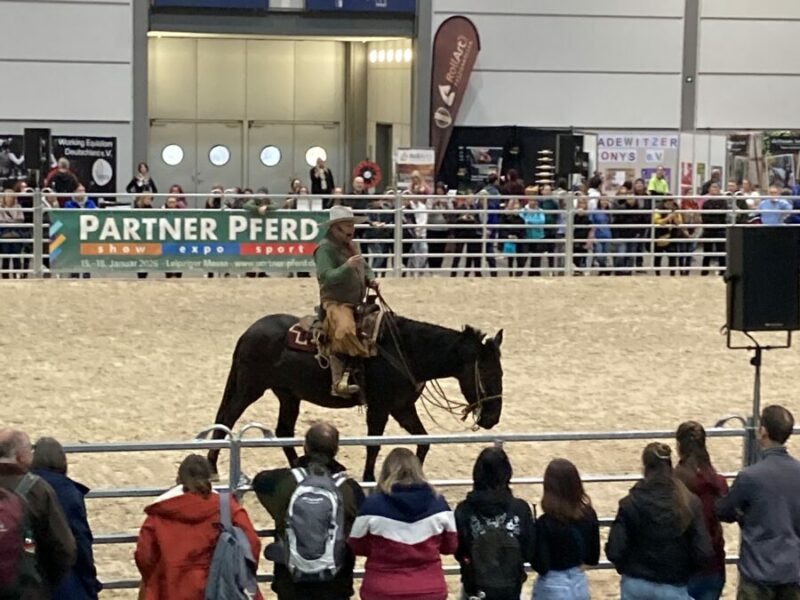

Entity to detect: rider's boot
[330,354,360,398]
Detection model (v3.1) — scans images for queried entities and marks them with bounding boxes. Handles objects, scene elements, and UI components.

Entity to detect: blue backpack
[205,492,259,600]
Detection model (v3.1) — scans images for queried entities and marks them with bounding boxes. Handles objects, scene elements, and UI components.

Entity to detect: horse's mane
[390,315,486,361]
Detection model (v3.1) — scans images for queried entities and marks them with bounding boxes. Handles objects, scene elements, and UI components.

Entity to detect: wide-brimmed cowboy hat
[321,205,368,227]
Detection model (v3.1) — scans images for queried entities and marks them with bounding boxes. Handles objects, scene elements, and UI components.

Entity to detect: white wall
[432,0,685,129]
[365,41,413,163]
[697,0,800,129]
[0,0,134,187]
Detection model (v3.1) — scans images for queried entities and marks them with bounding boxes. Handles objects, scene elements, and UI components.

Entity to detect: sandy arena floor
[1,277,797,599]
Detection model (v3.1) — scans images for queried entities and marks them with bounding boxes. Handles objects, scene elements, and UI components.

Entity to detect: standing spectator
[501,169,525,197]
[346,176,370,212]
[167,184,188,208]
[758,185,793,225]
[348,448,457,600]
[701,169,722,196]
[64,185,97,210]
[678,198,702,276]
[589,196,613,275]
[254,422,364,600]
[647,165,671,196]
[480,176,501,277]
[532,458,600,599]
[587,175,603,210]
[135,454,262,600]
[32,437,101,600]
[701,182,728,275]
[0,428,76,598]
[0,189,24,278]
[718,405,800,600]
[521,191,545,276]
[126,162,157,195]
[44,158,80,195]
[606,442,713,600]
[450,195,482,277]
[455,447,535,600]
[364,195,392,273]
[409,188,429,273]
[674,422,728,600]
[725,179,739,195]
[539,183,561,272]
[632,178,653,270]
[613,182,643,275]
[653,197,683,276]
[426,182,451,273]
[13,181,33,277]
[310,157,335,196]
[572,195,592,272]
[500,197,526,277]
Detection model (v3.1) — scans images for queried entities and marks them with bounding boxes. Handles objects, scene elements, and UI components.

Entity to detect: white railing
[0,191,796,278]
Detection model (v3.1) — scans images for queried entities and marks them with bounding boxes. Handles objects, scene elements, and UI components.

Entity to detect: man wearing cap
[315,205,378,398]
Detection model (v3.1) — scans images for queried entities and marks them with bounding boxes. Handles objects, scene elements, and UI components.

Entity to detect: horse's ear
[493,329,504,348]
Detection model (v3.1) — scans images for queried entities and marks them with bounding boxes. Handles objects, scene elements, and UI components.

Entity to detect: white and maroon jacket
[348,483,458,600]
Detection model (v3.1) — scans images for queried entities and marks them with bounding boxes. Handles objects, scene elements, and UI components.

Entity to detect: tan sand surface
[1,277,797,599]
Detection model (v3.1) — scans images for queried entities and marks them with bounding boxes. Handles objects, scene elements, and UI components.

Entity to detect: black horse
[207,312,504,481]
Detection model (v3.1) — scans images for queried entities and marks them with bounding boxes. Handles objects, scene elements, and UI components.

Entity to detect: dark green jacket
[314,235,374,305]
[252,457,365,600]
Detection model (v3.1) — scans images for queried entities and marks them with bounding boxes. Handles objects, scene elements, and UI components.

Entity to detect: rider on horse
[314,205,379,398]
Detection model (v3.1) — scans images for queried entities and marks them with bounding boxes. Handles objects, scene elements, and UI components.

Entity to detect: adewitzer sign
[430,16,480,175]
[49,210,326,273]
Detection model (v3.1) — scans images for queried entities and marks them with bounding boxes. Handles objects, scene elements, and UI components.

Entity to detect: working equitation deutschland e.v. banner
[48,210,327,273]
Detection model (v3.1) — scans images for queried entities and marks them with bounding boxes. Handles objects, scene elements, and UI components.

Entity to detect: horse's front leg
[363,407,390,482]
[273,388,301,467]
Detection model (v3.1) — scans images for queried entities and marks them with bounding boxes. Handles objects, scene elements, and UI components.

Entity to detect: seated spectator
[532,458,600,599]
[348,448,457,600]
[205,184,224,209]
[133,194,153,209]
[758,185,792,225]
[455,447,535,600]
[168,184,187,208]
[32,437,101,599]
[253,422,364,600]
[0,428,76,598]
[64,185,97,209]
[135,454,262,600]
[606,442,712,600]
[718,405,800,599]
[126,162,157,195]
[674,422,728,600]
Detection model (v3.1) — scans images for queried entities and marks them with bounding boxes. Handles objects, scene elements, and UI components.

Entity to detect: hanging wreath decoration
[353,160,382,189]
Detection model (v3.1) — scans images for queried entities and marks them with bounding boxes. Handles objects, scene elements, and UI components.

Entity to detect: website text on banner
[48,210,325,273]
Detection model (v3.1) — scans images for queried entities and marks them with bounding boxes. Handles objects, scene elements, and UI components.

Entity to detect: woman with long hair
[532,459,599,599]
[606,443,713,600]
[135,455,262,600]
[348,448,457,600]
[455,447,535,600]
[675,422,728,600]
[0,188,23,278]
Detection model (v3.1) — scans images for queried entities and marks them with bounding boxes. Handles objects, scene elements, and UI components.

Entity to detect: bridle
[375,292,501,430]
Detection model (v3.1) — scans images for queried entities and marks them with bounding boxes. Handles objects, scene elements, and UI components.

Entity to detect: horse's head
[456,327,504,429]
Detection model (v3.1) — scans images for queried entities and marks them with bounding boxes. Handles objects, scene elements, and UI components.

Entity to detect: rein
[375,292,496,429]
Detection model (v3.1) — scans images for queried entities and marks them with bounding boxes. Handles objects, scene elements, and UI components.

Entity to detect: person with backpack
[253,422,364,600]
[135,454,262,600]
[455,447,535,600]
[0,428,76,600]
[673,422,728,600]
[31,437,101,600]
[348,448,457,600]
[606,442,713,600]
[531,458,600,599]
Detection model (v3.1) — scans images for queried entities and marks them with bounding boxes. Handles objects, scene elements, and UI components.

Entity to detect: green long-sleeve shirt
[314,235,374,305]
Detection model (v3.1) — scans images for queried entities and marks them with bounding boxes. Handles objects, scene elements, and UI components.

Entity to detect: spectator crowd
[1,403,799,599]
[2,158,800,279]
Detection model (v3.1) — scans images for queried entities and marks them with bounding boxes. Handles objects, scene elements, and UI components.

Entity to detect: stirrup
[332,381,360,397]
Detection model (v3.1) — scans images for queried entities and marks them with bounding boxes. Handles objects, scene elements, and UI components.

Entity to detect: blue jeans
[621,576,692,600]
[688,573,724,600]
[533,567,590,600]
[593,240,610,269]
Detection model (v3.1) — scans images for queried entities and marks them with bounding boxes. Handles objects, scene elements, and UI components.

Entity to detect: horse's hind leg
[273,387,301,467]
[391,404,430,466]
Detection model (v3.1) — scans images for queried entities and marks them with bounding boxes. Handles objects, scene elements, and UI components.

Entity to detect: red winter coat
[134,487,262,600]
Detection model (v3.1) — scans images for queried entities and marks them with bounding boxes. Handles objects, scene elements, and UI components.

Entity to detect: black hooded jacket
[606,476,713,585]
[454,489,535,597]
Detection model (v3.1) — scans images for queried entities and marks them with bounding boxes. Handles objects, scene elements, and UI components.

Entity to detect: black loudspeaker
[556,134,582,177]
[23,128,51,171]
[727,227,800,332]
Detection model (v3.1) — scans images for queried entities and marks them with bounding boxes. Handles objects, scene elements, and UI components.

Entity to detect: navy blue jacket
[33,469,101,599]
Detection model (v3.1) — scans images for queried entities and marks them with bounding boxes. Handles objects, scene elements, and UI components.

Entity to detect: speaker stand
[723,329,792,466]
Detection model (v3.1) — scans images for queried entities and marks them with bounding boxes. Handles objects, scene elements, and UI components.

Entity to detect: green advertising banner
[49,210,327,273]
